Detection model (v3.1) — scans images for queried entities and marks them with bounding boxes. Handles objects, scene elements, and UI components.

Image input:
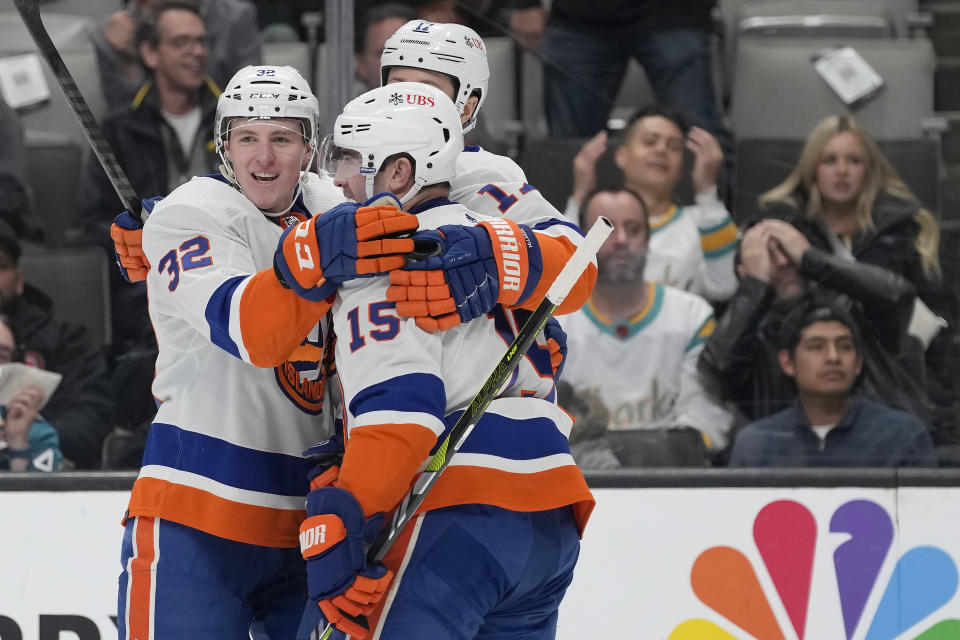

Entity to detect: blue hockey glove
[303,432,345,490]
[295,603,345,640]
[387,218,543,332]
[110,196,162,283]
[299,487,393,640]
[544,316,568,380]
[274,193,418,301]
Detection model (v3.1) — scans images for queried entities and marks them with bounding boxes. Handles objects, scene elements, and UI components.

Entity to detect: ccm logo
[406,93,435,107]
[294,221,314,270]
[299,523,327,551]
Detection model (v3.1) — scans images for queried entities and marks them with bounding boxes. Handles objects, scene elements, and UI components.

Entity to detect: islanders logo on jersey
[671,499,960,640]
[275,323,333,415]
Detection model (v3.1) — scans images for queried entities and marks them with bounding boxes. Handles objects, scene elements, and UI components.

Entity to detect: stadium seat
[718,0,921,97]
[730,36,935,140]
[37,0,121,19]
[739,0,893,39]
[19,245,111,347]
[0,10,95,53]
[517,137,623,212]
[23,130,82,247]
[605,426,709,467]
[262,41,311,79]
[12,46,106,147]
[734,137,941,222]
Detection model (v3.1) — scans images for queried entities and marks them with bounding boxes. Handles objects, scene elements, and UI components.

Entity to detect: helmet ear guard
[333,83,464,204]
[380,20,490,135]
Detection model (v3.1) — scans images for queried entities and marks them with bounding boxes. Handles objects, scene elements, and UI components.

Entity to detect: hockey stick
[13,0,142,218]
[316,215,614,640]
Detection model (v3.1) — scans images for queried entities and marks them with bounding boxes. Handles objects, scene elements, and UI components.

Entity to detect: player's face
[225,119,310,213]
[585,191,648,286]
[617,116,684,194]
[816,131,868,211]
[781,320,862,397]
[142,9,208,92]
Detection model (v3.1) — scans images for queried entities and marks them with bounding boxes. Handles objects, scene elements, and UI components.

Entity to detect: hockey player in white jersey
[323,20,589,332]
[378,19,529,204]
[291,82,595,640]
[561,187,733,457]
[117,65,424,640]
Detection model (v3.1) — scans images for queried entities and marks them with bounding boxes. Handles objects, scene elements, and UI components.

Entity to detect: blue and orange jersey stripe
[127,423,311,548]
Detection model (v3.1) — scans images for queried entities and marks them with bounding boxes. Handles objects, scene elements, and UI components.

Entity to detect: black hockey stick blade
[14,0,141,217]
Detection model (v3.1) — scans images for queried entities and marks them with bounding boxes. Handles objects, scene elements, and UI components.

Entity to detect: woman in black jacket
[756,115,957,440]
[758,115,947,321]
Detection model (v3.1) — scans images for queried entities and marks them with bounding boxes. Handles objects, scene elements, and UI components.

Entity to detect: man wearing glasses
[80,1,225,353]
[91,0,261,112]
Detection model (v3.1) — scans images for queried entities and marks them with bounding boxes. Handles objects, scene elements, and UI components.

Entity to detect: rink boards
[2,470,959,640]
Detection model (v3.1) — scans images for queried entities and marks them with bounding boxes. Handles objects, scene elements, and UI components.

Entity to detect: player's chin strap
[363,173,423,206]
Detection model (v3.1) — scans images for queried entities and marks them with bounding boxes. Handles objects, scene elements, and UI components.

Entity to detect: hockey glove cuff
[544,316,568,380]
[275,194,418,301]
[303,432,345,490]
[110,196,162,283]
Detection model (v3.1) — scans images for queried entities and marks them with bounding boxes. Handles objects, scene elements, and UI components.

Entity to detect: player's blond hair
[759,115,940,278]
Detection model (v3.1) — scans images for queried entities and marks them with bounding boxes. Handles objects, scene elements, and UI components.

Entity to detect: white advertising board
[1,487,959,640]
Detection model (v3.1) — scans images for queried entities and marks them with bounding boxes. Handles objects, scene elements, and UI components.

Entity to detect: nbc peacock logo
[670,499,960,640]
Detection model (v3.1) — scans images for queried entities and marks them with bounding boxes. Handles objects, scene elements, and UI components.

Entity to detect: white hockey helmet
[380,20,489,135]
[325,83,463,204]
[215,65,320,211]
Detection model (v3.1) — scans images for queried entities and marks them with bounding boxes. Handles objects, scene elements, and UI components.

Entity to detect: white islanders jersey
[561,282,732,449]
[130,173,334,548]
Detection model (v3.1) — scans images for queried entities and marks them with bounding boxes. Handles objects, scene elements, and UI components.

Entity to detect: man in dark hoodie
[0,222,114,468]
[80,0,221,239]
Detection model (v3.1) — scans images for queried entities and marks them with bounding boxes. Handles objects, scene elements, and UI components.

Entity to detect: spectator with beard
[560,187,732,465]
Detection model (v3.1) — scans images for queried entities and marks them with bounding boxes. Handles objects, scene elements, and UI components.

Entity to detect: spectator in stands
[0,315,64,472]
[354,3,418,93]
[91,0,261,112]
[81,0,221,237]
[0,222,114,469]
[561,187,732,463]
[729,299,936,468]
[557,380,620,470]
[566,105,737,303]
[699,218,917,423]
[0,98,39,243]
[529,0,732,180]
[758,115,957,400]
